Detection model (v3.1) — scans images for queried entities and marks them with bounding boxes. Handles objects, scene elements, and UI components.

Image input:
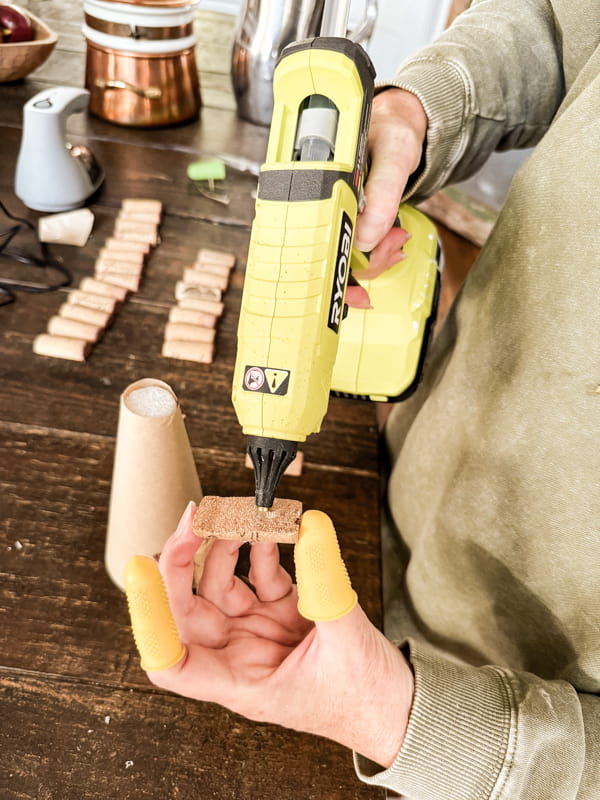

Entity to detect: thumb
[294,510,358,622]
[355,156,406,253]
[355,88,428,252]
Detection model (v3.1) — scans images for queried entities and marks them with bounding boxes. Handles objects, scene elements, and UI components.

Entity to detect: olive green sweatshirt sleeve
[351,1,600,798]
[354,639,600,798]
[384,0,567,201]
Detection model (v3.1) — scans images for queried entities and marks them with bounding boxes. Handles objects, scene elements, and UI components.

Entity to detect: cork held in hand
[192,496,302,544]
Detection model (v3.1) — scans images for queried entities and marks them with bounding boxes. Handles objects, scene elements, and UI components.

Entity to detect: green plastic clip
[187,159,226,182]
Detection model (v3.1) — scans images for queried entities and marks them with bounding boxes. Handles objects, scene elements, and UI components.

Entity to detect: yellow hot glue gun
[232,0,440,509]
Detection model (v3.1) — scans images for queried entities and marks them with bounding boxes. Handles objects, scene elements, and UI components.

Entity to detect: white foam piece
[38,208,95,247]
[126,386,177,417]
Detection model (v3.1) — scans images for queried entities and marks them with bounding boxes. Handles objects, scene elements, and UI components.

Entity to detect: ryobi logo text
[328,212,353,333]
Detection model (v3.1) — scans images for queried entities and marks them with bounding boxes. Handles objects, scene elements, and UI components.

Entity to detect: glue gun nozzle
[247,435,298,510]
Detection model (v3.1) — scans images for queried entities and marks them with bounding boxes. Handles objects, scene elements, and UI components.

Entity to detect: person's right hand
[347,88,428,309]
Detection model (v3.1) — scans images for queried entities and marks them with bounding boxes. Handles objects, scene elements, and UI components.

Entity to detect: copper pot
[83,0,201,127]
[85,40,200,127]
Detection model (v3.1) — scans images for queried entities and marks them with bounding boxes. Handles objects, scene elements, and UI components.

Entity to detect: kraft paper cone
[105,378,202,590]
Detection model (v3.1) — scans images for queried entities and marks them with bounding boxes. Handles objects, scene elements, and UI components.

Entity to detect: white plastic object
[15,87,104,212]
[38,208,95,247]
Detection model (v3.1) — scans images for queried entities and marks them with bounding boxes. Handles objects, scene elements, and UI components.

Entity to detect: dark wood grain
[0,673,381,800]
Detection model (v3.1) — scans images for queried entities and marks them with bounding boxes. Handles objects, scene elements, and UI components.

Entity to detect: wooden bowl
[0,9,58,82]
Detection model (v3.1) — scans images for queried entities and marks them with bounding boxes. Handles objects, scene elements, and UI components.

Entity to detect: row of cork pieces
[161,247,236,365]
[32,199,162,361]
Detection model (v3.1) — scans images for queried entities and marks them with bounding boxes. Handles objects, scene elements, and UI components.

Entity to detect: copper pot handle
[94,78,162,100]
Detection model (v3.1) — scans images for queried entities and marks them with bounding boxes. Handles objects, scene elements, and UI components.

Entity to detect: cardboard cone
[105,378,202,590]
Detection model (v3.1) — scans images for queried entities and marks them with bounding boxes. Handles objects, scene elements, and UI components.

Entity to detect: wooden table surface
[0,6,478,799]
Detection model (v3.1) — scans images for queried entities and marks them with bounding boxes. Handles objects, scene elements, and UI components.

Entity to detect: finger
[159,501,199,615]
[197,538,257,614]
[294,510,357,622]
[357,227,410,281]
[355,151,407,253]
[248,541,294,602]
[158,505,233,646]
[355,89,426,253]
[345,283,371,309]
[125,555,186,672]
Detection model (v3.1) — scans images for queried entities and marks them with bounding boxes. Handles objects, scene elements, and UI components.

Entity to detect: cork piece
[175,282,222,303]
[245,450,304,478]
[59,302,112,328]
[196,248,236,269]
[99,271,141,293]
[164,321,216,344]
[168,306,217,328]
[183,268,229,291]
[161,339,214,364]
[114,220,159,246]
[192,496,302,544]
[117,209,162,226]
[104,237,151,255]
[122,198,163,216]
[79,277,128,302]
[191,260,231,278]
[68,290,120,315]
[97,249,145,269]
[47,315,103,343]
[179,297,224,316]
[114,214,158,233]
[113,228,159,247]
[33,333,91,361]
[96,258,144,278]
[114,217,158,235]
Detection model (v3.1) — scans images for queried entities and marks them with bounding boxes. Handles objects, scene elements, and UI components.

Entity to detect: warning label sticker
[243,365,290,395]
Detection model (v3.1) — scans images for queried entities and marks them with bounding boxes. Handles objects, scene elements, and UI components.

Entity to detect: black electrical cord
[0,199,73,307]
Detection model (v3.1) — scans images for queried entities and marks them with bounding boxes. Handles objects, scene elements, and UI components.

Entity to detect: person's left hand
[125,502,414,768]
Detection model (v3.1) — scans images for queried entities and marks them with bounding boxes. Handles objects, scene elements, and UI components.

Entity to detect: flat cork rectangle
[192,496,302,544]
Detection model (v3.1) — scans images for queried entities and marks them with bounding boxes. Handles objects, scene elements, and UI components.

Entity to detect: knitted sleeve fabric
[382,0,564,202]
[352,0,600,797]
[354,638,599,798]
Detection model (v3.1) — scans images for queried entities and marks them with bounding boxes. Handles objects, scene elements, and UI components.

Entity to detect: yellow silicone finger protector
[294,510,357,621]
[124,555,186,672]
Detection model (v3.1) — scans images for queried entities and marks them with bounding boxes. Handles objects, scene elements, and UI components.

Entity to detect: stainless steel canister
[231,0,377,126]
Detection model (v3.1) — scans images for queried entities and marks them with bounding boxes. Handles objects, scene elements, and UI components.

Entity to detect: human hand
[125,502,414,768]
[346,88,428,309]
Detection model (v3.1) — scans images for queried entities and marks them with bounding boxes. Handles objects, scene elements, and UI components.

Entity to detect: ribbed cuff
[379,57,474,201]
[354,638,514,799]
